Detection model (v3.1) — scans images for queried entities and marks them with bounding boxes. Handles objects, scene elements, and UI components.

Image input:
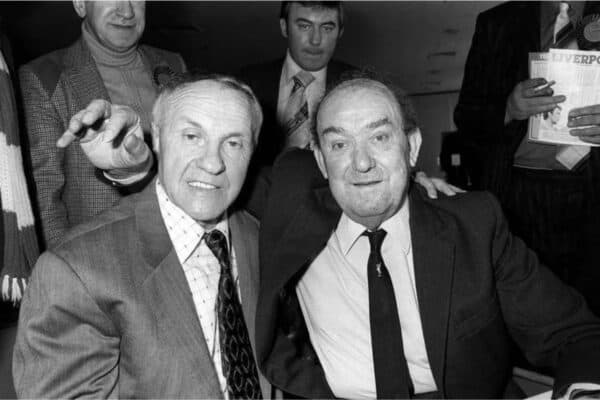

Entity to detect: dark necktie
[204,230,262,399]
[365,229,413,399]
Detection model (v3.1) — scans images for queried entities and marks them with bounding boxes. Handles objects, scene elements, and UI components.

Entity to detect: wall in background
[0,1,497,178]
[413,91,460,177]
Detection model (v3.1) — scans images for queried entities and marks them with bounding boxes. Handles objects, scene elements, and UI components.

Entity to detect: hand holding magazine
[528,48,600,147]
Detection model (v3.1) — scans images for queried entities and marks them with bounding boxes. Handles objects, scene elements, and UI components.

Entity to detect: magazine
[528,48,600,147]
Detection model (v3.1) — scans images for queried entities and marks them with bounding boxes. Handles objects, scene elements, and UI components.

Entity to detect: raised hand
[57,99,151,172]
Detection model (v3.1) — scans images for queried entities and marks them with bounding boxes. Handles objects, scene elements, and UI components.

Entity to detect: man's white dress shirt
[296,203,437,399]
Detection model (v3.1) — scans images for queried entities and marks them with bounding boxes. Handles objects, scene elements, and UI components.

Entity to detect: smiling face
[73,0,145,52]
[280,3,343,71]
[152,81,255,228]
[314,81,421,230]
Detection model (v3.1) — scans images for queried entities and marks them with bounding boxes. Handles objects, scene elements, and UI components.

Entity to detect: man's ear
[313,146,329,179]
[151,122,160,155]
[280,18,289,39]
[72,0,87,18]
[407,128,422,167]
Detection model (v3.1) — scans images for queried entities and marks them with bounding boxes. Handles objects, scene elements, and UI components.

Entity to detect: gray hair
[152,73,263,145]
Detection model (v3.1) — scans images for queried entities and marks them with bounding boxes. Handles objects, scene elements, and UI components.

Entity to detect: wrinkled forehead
[164,81,251,116]
[316,82,404,132]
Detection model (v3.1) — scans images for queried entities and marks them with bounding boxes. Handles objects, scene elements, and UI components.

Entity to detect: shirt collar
[156,180,229,264]
[541,1,585,25]
[336,200,411,256]
[282,50,327,85]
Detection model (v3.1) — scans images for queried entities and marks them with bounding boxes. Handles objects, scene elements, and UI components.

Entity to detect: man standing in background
[20,0,186,249]
[240,1,354,168]
[455,1,600,315]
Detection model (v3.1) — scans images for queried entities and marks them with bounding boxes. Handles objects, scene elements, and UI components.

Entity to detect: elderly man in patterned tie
[13,75,270,399]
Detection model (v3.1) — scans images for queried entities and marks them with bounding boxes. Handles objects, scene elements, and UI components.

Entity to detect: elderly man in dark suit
[255,76,600,399]
[13,76,269,398]
[454,1,600,315]
[239,1,354,168]
[55,73,596,398]
[20,0,186,249]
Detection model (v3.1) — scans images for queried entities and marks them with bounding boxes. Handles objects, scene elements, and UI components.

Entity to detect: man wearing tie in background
[240,1,354,168]
[20,0,186,249]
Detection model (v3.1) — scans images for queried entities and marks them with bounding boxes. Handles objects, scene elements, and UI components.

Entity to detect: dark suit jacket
[19,38,186,249]
[13,181,270,398]
[239,58,355,167]
[454,1,600,202]
[255,150,600,399]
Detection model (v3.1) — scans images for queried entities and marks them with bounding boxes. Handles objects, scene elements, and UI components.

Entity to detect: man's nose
[115,1,135,18]
[196,146,225,175]
[352,145,374,172]
[309,28,322,46]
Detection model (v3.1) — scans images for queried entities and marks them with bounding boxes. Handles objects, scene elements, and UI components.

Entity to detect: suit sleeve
[486,193,600,396]
[19,65,68,249]
[13,250,120,398]
[453,13,523,145]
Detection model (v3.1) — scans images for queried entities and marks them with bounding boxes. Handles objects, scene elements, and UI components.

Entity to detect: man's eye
[226,139,243,149]
[331,141,346,151]
[184,133,199,141]
[374,133,390,143]
[323,25,335,33]
[298,23,311,30]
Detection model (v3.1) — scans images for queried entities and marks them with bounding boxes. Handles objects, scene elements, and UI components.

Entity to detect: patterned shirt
[156,180,240,399]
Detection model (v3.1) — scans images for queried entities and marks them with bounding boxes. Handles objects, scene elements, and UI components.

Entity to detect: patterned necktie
[364,229,413,399]
[281,70,315,149]
[204,230,262,399]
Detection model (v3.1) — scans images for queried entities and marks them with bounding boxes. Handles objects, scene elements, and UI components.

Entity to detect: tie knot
[293,70,315,90]
[364,229,387,254]
[204,229,229,267]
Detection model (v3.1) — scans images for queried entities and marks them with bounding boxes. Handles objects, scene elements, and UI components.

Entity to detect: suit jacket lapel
[229,211,259,349]
[64,39,111,107]
[409,189,456,396]
[136,182,223,399]
[265,58,285,112]
[230,211,274,398]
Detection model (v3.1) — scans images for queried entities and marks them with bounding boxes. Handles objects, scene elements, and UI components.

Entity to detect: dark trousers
[504,167,599,316]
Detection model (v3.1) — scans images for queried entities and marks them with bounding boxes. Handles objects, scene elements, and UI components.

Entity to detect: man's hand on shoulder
[413,171,465,199]
[57,99,153,183]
